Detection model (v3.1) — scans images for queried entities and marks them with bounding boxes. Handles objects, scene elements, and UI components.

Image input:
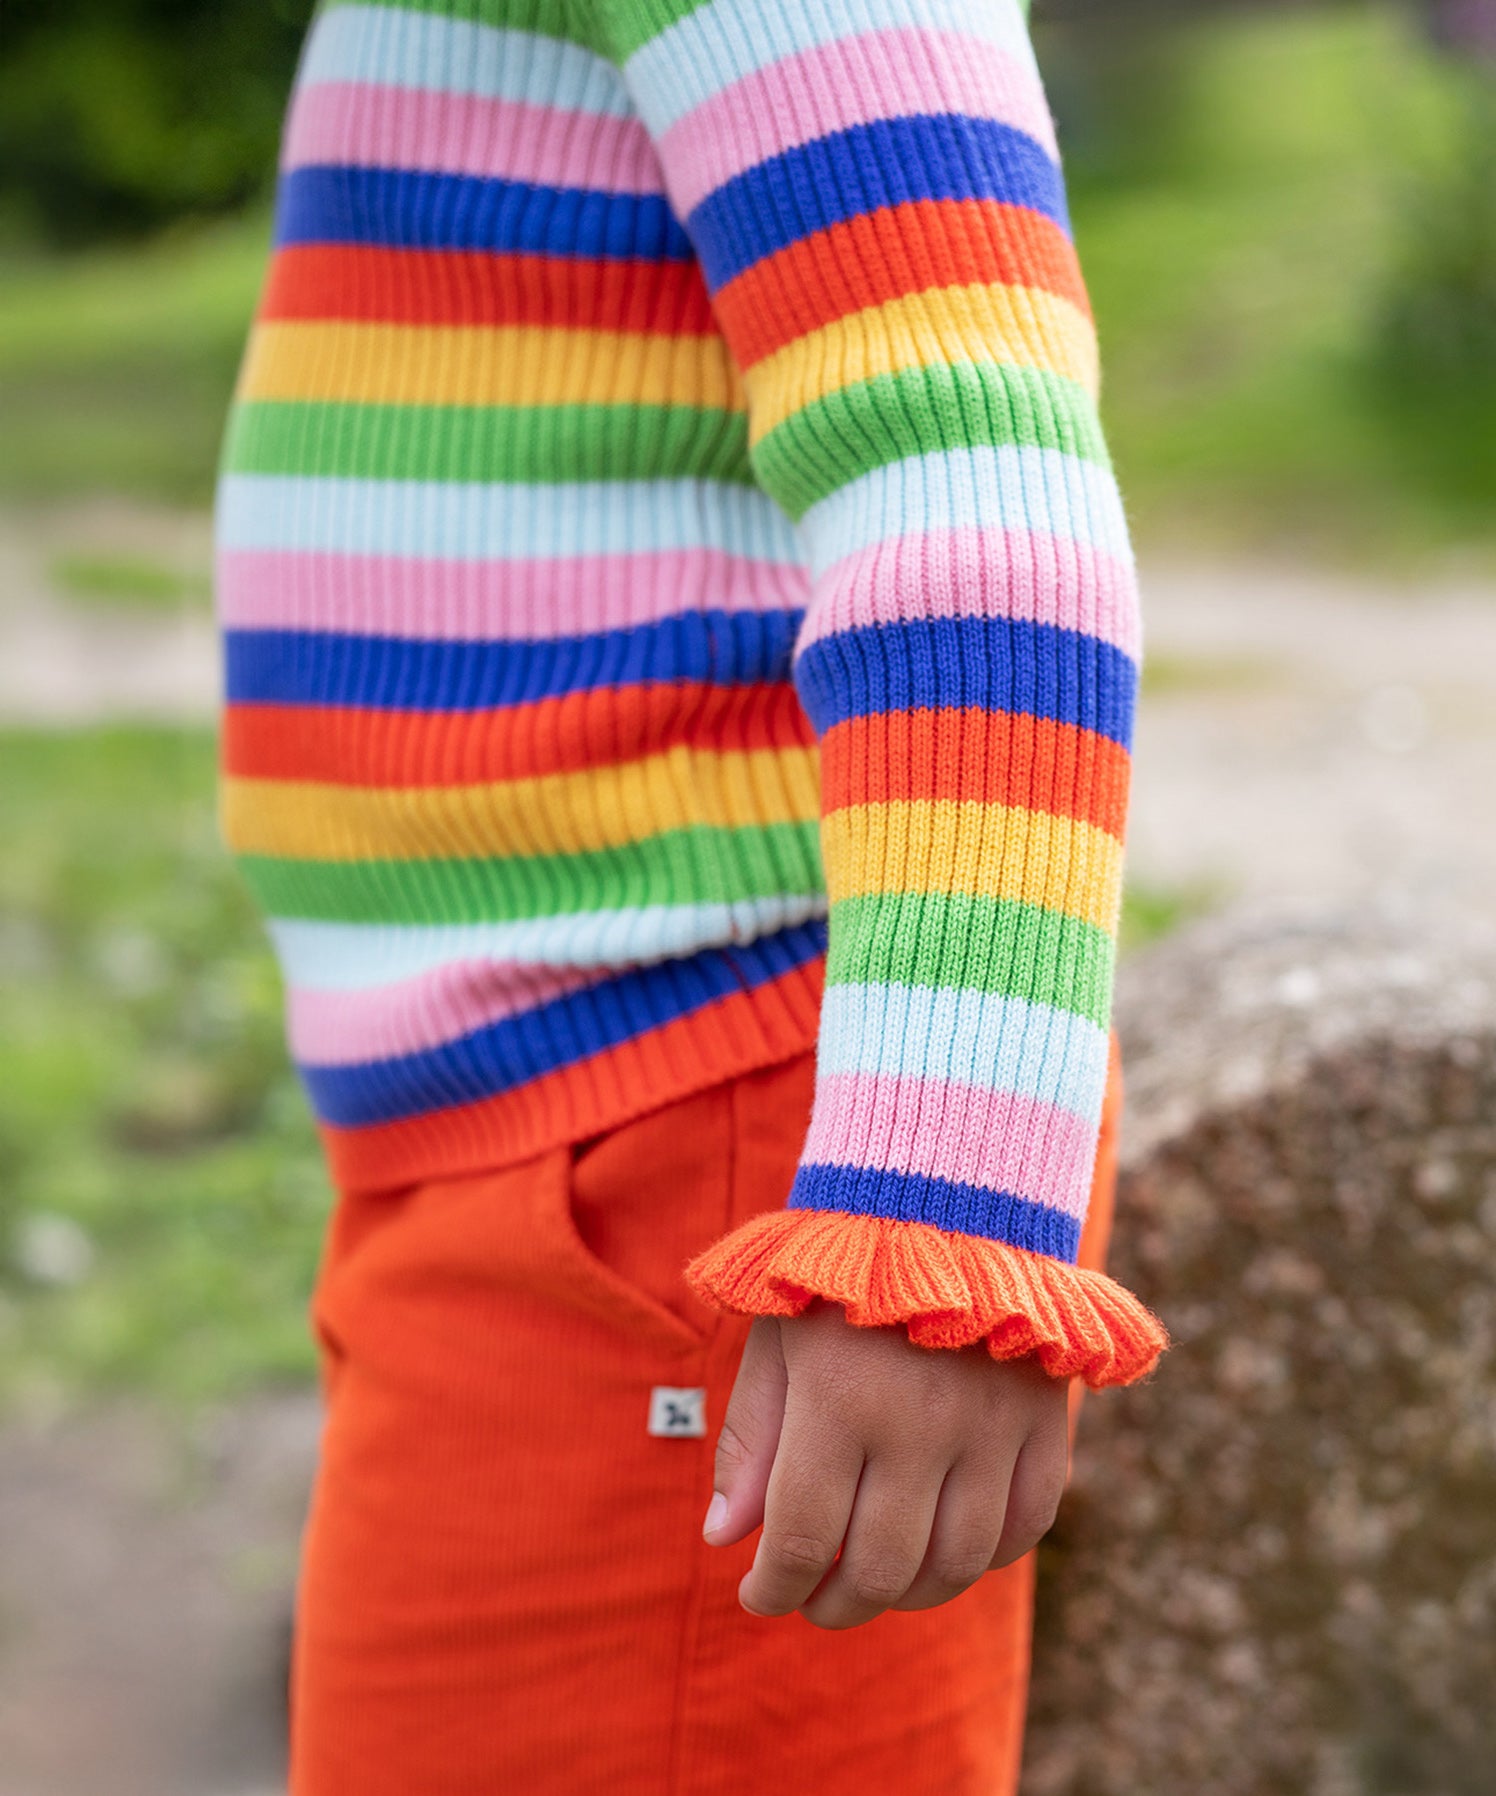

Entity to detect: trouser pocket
[564,1076,739,1349]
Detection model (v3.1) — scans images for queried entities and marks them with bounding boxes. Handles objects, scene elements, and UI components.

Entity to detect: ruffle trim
[687,1209,1168,1389]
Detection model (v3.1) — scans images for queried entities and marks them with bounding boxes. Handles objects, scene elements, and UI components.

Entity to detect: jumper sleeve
[590,0,1165,1385]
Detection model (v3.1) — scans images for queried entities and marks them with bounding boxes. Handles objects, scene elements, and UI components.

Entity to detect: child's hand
[702,1303,1069,1630]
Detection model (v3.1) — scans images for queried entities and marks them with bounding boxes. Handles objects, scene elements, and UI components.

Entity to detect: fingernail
[703,1491,728,1539]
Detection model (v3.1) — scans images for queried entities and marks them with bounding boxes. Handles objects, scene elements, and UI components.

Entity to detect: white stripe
[216,474,802,562]
[269,894,827,989]
[800,445,1132,574]
[300,5,634,115]
[816,983,1109,1119]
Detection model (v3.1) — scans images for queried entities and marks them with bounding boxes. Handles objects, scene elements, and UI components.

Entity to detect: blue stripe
[301,920,827,1127]
[691,115,1065,291]
[274,165,693,258]
[299,8,633,113]
[794,617,1136,746]
[789,1160,1082,1260]
[225,610,801,708]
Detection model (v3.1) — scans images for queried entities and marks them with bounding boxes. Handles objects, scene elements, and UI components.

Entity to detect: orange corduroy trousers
[291,1047,1121,1795]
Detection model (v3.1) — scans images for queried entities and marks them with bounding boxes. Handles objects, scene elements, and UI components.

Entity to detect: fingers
[727,1311,1072,1629]
[737,1381,863,1618]
[989,1426,1068,1570]
[891,1455,1013,1613]
[797,1458,943,1630]
[704,1318,788,1546]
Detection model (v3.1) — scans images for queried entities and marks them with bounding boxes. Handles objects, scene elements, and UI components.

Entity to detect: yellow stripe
[821,800,1122,934]
[223,745,820,863]
[746,283,1097,442]
[238,322,747,411]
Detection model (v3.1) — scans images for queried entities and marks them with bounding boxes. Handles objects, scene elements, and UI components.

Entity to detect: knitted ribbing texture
[217,0,1166,1383]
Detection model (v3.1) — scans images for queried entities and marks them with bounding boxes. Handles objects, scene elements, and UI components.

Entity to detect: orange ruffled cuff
[687,1209,1167,1390]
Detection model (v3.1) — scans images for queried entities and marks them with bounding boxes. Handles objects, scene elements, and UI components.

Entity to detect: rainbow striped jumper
[217,0,1166,1385]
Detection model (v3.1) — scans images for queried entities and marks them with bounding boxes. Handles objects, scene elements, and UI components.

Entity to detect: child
[216,0,1166,1788]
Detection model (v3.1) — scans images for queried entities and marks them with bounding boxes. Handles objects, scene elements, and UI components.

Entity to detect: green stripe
[825,891,1114,1025]
[597,0,710,62]
[321,0,589,45]
[753,361,1107,521]
[237,819,823,925]
[223,401,754,484]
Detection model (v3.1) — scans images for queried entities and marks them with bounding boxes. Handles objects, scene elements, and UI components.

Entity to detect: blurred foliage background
[1,0,1493,1413]
[5,0,1494,541]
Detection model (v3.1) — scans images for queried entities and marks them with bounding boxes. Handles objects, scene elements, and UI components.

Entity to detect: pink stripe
[282,82,665,193]
[803,1073,1099,1219]
[289,959,603,1065]
[796,529,1140,660]
[661,29,1058,218]
[216,548,810,640]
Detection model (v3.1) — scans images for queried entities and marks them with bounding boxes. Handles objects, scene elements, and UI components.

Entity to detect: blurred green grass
[50,550,211,609]
[0,727,325,1408]
[2,4,1491,560]
[1057,5,1496,560]
[0,214,270,504]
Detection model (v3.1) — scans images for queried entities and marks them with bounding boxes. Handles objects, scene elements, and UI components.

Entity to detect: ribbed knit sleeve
[586,0,1165,1385]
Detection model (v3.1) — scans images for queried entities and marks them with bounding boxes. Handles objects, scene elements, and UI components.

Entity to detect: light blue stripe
[269,893,828,989]
[816,983,1109,1120]
[625,0,1037,136]
[801,445,1132,574]
[299,5,634,114]
[216,474,802,562]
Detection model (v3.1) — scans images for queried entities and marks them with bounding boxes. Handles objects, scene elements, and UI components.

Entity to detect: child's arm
[583,0,1166,1621]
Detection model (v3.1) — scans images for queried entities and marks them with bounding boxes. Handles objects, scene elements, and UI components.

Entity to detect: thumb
[703,1318,787,1546]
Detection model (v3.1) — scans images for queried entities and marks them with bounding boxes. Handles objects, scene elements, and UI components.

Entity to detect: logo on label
[648,1386,707,1438]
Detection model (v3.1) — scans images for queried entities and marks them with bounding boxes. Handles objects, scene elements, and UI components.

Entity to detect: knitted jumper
[217,0,1166,1386]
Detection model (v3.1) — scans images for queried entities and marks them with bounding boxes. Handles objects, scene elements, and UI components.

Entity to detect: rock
[1025,900,1496,1796]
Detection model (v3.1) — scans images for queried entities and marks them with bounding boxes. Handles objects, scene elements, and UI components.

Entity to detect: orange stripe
[819,709,1129,839]
[716,199,1089,369]
[222,683,816,786]
[258,244,720,335]
[320,957,826,1192]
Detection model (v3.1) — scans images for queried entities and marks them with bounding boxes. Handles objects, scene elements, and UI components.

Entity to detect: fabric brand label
[648,1386,707,1438]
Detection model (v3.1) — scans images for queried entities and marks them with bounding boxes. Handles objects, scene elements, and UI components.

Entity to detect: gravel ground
[1130,558,1496,915]
[0,1395,316,1796]
[0,503,217,726]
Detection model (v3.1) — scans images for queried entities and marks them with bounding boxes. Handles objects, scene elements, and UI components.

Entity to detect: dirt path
[0,502,217,724]
[1130,558,1496,915]
[0,1396,316,1796]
